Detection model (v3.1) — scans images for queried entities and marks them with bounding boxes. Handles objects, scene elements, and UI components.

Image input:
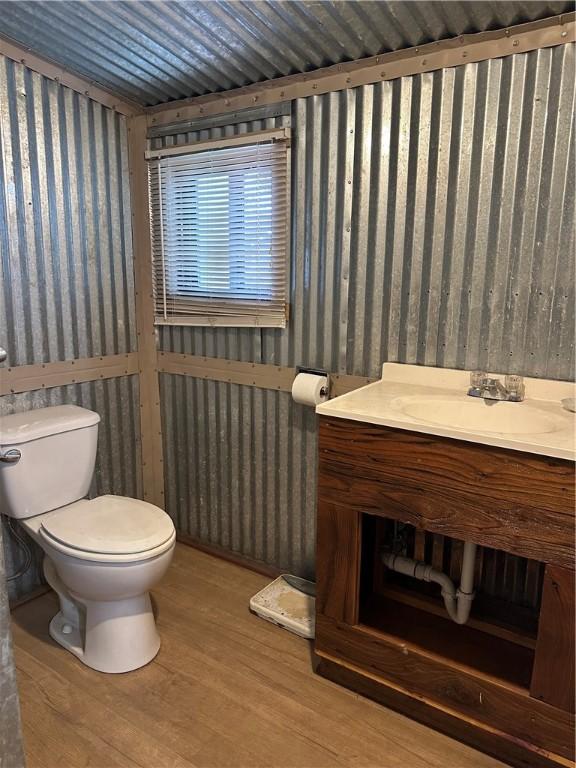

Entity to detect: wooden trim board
[158,352,296,392]
[145,127,290,159]
[0,353,139,396]
[176,532,282,580]
[127,115,165,509]
[158,351,374,397]
[0,34,143,117]
[146,14,575,126]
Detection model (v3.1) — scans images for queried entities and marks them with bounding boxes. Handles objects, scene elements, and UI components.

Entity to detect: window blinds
[147,131,290,327]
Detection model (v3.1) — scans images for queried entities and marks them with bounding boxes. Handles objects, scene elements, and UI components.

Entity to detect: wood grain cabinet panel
[316,615,575,762]
[531,565,575,713]
[316,501,361,624]
[318,417,575,568]
[315,415,576,768]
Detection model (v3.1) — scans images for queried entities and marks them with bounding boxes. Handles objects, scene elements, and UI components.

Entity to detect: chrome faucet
[468,372,525,402]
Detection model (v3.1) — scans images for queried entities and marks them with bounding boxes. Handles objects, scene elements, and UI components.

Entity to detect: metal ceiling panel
[0,1,572,106]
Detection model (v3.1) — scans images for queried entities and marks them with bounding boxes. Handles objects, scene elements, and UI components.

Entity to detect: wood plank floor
[11,544,507,768]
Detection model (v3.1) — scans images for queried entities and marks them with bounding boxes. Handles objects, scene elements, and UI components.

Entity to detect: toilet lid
[40,495,175,555]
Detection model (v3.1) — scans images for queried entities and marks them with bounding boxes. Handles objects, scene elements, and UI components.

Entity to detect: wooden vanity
[314,415,575,768]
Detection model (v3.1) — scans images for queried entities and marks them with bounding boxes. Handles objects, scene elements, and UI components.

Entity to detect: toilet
[0,405,175,673]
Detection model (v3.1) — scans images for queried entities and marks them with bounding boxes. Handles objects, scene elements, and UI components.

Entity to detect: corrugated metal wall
[0,54,141,600]
[156,44,575,379]
[0,55,136,366]
[156,44,575,576]
[160,376,317,578]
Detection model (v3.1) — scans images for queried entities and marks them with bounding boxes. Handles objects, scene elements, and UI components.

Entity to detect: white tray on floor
[250,575,315,639]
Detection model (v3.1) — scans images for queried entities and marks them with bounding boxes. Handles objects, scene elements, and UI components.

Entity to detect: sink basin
[395,396,565,435]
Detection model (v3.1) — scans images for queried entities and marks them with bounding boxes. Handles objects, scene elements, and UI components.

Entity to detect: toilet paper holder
[295,366,330,398]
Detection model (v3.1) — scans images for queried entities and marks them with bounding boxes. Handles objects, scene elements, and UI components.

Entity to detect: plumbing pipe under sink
[381,540,477,625]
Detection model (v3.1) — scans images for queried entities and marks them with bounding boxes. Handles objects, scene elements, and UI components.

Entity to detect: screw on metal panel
[422,60,427,66]
[561,30,567,37]
[513,39,519,46]
[380,71,386,78]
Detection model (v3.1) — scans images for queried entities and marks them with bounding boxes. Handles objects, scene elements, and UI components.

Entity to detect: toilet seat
[39,495,176,563]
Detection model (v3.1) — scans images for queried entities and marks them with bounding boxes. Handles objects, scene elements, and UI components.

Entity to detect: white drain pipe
[381,540,477,625]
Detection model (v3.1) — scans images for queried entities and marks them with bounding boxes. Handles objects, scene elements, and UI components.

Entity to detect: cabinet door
[531,565,575,713]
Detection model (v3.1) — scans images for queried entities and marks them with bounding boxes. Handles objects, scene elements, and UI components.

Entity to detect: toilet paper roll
[291,372,329,406]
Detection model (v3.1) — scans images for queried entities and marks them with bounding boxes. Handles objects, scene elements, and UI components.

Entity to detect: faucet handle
[505,374,524,401]
[470,371,486,389]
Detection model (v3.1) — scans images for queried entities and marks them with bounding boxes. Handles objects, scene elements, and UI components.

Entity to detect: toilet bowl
[0,406,175,673]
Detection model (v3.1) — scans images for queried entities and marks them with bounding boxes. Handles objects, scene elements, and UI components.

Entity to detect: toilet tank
[0,405,100,519]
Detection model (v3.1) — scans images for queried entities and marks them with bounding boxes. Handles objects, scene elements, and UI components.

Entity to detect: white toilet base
[49,593,161,674]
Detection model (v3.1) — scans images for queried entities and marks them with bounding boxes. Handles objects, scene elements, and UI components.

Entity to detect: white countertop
[316,364,576,461]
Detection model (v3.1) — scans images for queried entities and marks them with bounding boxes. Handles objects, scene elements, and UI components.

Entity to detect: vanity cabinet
[315,416,575,768]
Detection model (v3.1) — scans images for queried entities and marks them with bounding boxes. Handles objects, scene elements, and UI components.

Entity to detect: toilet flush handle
[0,449,21,464]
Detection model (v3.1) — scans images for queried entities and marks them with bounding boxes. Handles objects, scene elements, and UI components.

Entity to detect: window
[147,129,290,327]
